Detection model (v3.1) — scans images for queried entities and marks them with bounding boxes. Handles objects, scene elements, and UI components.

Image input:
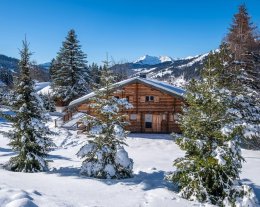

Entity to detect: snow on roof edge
[68,78,137,107]
[140,78,185,96]
[68,77,185,108]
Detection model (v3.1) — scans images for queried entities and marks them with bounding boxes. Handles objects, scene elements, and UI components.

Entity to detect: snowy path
[0,123,260,207]
[62,112,85,129]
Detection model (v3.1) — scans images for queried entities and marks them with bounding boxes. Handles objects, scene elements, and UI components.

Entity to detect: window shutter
[155,96,159,102]
[129,96,134,102]
[140,96,145,102]
[130,114,137,120]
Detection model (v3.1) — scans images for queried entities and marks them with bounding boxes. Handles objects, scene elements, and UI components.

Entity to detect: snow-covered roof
[68,77,185,108]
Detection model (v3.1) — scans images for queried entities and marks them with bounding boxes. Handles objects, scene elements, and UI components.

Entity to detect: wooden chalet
[67,77,185,133]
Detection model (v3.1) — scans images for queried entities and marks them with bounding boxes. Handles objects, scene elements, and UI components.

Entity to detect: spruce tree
[51,29,91,105]
[89,63,102,89]
[225,4,260,149]
[5,39,53,172]
[227,4,259,60]
[49,58,56,81]
[166,52,257,206]
[77,60,133,179]
[39,93,56,112]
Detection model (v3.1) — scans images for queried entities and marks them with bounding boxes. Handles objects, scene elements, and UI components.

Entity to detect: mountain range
[111,53,208,87]
[0,53,209,87]
[133,55,174,65]
[0,54,50,82]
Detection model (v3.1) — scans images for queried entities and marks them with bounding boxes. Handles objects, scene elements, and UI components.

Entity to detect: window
[145,96,154,102]
[145,114,152,128]
[126,96,133,102]
[130,114,137,120]
[145,122,152,128]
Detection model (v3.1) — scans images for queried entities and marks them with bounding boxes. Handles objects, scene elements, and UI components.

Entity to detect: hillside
[111,53,208,87]
[0,54,19,72]
[0,54,50,82]
[0,52,209,87]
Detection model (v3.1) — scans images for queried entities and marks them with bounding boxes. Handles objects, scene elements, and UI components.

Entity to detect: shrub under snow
[77,66,133,179]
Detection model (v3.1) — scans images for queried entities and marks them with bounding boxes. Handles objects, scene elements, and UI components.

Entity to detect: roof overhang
[68,77,185,109]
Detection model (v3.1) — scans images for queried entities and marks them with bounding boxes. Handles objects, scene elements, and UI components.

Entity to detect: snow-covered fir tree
[77,61,133,179]
[39,93,56,112]
[166,52,257,206]
[5,39,53,172]
[224,4,260,149]
[51,29,91,105]
[89,63,102,89]
[48,58,56,81]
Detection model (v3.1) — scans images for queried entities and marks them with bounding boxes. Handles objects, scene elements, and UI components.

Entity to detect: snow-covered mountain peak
[134,55,173,65]
[159,56,174,63]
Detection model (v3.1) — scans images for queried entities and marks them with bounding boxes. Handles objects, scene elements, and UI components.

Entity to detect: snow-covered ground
[0,119,259,207]
[34,82,50,93]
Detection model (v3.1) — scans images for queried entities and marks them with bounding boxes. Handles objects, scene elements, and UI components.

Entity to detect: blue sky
[0,0,260,64]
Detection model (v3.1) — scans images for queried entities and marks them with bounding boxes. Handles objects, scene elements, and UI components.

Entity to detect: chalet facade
[67,77,185,133]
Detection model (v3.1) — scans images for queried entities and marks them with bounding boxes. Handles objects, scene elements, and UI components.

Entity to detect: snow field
[0,122,259,207]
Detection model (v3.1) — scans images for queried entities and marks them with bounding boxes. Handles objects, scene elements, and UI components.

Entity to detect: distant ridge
[0,54,50,82]
[134,55,174,65]
[111,53,209,87]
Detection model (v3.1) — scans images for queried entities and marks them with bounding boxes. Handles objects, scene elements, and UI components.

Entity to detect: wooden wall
[76,82,183,133]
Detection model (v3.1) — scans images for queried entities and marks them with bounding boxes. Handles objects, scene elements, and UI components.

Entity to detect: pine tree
[49,58,56,81]
[227,4,259,60]
[39,93,56,112]
[89,63,102,89]
[224,4,260,149]
[5,39,53,172]
[166,52,257,206]
[77,60,133,179]
[51,29,91,105]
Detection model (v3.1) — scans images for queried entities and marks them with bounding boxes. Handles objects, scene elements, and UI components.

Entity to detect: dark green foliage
[166,52,257,206]
[224,4,260,149]
[89,63,102,89]
[77,61,133,179]
[5,39,53,172]
[49,58,56,81]
[39,93,56,112]
[51,29,91,105]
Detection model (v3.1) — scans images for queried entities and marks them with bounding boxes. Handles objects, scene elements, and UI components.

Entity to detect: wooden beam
[140,112,143,132]
[136,83,138,113]
[167,112,170,133]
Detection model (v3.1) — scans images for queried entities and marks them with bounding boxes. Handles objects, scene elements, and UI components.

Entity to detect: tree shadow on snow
[45,167,176,192]
[128,133,173,141]
[0,122,12,127]
[48,154,72,161]
[46,166,81,177]
[241,178,260,202]
[0,147,12,153]
[100,170,176,191]
[0,147,16,157]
